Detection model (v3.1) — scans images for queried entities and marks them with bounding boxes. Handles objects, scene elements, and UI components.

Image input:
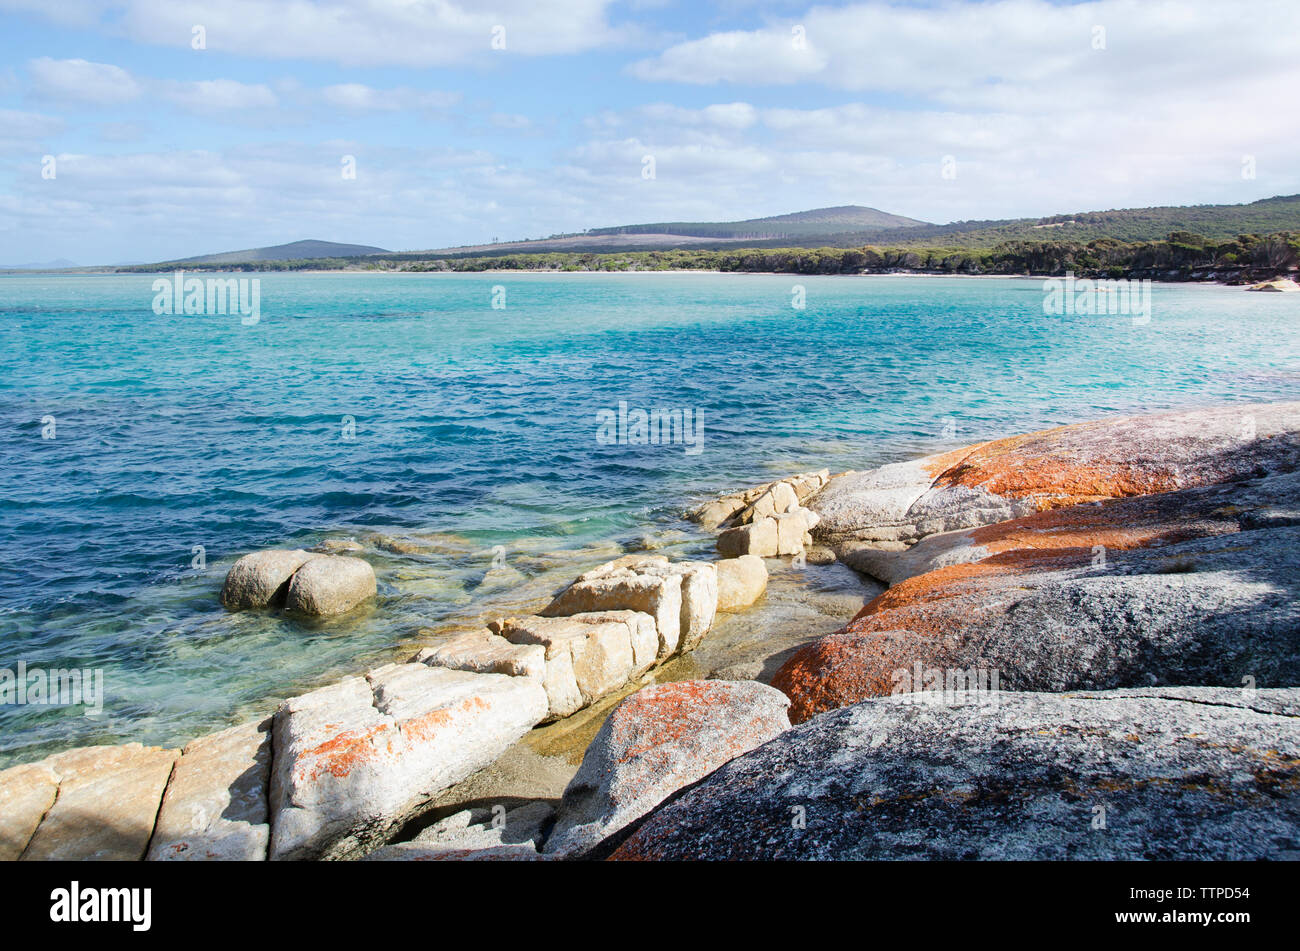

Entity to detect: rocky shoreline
[3,401,1299,861]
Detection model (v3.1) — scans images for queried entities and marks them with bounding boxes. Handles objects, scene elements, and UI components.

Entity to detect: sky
[0,0,1297,265]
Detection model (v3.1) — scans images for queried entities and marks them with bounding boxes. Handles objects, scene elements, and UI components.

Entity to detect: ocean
[3,270,1298,764]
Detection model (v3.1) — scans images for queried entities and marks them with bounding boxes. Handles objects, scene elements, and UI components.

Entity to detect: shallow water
[2,271,1298,765]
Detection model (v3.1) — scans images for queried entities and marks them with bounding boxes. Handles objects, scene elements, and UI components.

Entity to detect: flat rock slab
[546,680,790,857]
[148,720,272,861]
[614,688,1300,860]
[0,761,58,860]
[18,743,179,861]
[811,401,1300,548]
[269,663,547,860]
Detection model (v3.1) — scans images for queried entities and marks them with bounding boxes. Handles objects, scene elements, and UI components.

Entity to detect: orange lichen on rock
[772,631,944,724]
[300,724,391,782]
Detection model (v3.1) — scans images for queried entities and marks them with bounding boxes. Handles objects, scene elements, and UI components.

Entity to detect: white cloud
[28,57,142,104]
[159,79,279,111]
[630,0,1300,113]
[321,84,461,113]
[3,0,630,67]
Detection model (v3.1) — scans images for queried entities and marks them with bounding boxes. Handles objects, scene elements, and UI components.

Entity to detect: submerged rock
[613,688,1300,860]
[269,663,547,860]
[283,555,377,617]
[220,549,312,610]
[545,680,791,857]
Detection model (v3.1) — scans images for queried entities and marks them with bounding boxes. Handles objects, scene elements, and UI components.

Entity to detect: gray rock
[283,555,377,617]
[545,680,791,857]
[614,688,1300,860]
[220,549,312,610]
[811,402,1300,550]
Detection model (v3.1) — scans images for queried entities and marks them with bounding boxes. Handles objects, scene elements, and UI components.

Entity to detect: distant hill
[587,205,930,239]
[116,195,1300,272]
[878,194,1300,251]
[0,258,77,271]
[169,239,389,265]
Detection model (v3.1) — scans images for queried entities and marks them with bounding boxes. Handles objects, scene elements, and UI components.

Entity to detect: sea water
[2,271,1298,764]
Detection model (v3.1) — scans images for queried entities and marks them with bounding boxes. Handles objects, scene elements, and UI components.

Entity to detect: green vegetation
[117,195,1300,280]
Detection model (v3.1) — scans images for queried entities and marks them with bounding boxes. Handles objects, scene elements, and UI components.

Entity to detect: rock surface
[778,470,1300,722]
[812,402,1300,552]
[689,469,830,529]
[542,556,719,656]
[545,680,790,857]
[147,721,272,861]
[490,611,657,719]
[18,743,179,861]
[220,549,312,610]
[0,761,58,860]
[284,555,377,616]
[715,555,768,611]
[269,663,547,860]
[419,629,546,680]
[613,688,1300,860]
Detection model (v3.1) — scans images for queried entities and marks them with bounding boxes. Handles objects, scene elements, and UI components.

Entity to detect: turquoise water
[3,272,1299,765]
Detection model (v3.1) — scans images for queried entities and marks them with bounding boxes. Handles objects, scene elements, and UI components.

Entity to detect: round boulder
[220,549,312,611]
[284,556,377,617]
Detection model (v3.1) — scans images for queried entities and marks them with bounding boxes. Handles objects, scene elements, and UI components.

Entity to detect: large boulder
[221,549,312,610]
[148,720,272,861]
[775,507,1300,722]
[811,402,1300,552]
[715,555,768,611]
[283,555,377,617]
[842,466,1260,586]
[269,663,547,860]
[717,517,778,557]
[545,680,791,857]
[14,743,179,861]
[613,688,1300,860]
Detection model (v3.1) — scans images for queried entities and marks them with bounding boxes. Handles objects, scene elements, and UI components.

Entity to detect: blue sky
[1,0,1296,264]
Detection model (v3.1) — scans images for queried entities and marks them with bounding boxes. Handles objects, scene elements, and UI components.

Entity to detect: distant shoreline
[3,267,1289,288]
